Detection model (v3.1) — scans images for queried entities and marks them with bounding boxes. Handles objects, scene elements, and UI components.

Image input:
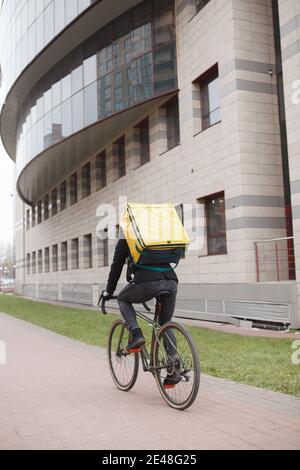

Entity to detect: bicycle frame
[117,299,167,374]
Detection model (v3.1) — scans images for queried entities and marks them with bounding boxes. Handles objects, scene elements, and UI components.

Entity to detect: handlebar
[98,291,151,315]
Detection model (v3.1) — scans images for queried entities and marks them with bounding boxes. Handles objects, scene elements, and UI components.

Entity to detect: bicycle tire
[107,319,139,391]
[153,321,200,410]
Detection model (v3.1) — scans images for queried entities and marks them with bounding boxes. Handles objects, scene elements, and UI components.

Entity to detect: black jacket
[106,238,178,294]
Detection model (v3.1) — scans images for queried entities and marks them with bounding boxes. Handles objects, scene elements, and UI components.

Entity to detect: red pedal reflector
[128,348,140,353]
[164,384,176,389]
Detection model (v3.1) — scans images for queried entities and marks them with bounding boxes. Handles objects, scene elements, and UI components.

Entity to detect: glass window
[21,3,29,35]
[44,111,53,148]
[44,195,49,220]
[60,180,67,211]
[62,98,72,137]
[52,105,63,144]
[71,238,79,269]
[45,2,54,44]
[37,200,42,224]
[197,64,221,130]
[32,252,36,274]
[36,119,44,154]
[61,241,68,271]
[27,253,31,274]
[31,104,37,125]
[36,96,44,120]
[78,0,91,14]
[44,88,52,114]
[71,65,83,95]
[26,209,30,231]
[36,13,44,52]
[84,81,98,126]
[54,0,66,35]
[62,74,71,101]
[38,249,43,273]
[65,0,78,23]
[28,0,36,27]
[21,30,29,70]
[154,44,176,93]
[136,118,150,165]
[36,0,44,18]
[83,55,97,87]
[52,244,58,272]
[98,235,109,267]
[114,136,126,178]
[45,247,50,273]
[32,205,36,227]
[154,7,175,46]
[52,81,61,108]
[164,95,180,150]
[206,77,221,125]
[82,162,91,198]
[28,22,36,62]
[83,234,93,268]
[70,172,78,205]
[51,188,57,216]
[204,193,227,255]
[72,90,84,132]
[95,150,107,190]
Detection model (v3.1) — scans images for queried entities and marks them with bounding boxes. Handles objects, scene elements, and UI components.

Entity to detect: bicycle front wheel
[108,319,139,391]
[153,321,200,410]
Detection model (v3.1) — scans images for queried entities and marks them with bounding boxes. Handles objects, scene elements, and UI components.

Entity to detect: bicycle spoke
[154,323,200,409]
[108,321,139,391]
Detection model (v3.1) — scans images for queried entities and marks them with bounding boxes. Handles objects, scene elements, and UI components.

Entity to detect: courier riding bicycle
[100,203,200,409]
[102,203,189,388]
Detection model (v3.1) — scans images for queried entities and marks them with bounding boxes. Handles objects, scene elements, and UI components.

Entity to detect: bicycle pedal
[127,348,141,353]
[164,384,176,389]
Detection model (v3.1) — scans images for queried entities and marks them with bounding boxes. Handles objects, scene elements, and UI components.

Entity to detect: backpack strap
[132,262,178,273]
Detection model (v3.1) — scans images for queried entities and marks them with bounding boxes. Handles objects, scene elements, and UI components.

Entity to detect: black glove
[101,290,112,301]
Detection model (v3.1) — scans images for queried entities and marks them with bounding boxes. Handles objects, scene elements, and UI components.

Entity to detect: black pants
[118,279,178,331]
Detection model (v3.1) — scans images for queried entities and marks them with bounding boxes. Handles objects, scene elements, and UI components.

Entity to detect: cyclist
[102,233,178,370]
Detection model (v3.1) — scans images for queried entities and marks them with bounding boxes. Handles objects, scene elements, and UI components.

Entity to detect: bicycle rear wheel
[108,319,139,391]
[153,321,200,410]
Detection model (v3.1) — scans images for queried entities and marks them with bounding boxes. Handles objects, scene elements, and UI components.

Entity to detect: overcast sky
[0,139,14,245]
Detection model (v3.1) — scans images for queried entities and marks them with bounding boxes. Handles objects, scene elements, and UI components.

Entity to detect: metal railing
[254,236,295,282]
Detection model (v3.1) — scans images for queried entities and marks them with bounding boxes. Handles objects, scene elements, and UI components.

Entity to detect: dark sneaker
[163,373,181,389]
[126,328,145,352]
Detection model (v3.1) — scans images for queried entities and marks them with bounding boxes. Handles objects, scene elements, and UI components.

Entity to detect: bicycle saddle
[156,290,171,299]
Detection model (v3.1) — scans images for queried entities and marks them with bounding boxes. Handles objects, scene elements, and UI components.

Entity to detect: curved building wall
[3,0,299,328]
[15,0,177,182]
[0,0,98,104]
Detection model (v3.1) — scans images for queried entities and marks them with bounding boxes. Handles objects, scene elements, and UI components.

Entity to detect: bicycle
[99,290,200,410]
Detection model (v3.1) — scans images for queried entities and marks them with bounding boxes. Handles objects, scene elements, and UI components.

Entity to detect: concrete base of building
[18,281,299,328]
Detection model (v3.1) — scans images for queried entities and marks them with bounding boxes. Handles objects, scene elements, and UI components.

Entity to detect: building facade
[1,0,300,327]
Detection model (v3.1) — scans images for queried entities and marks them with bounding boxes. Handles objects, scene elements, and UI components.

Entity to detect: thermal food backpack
[120,203,190,272]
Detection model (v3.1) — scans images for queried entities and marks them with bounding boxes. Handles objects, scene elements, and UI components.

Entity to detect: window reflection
[84,82,98,126]
[72,90,84,132]
[62,98,72,137]
[13,0,177,174]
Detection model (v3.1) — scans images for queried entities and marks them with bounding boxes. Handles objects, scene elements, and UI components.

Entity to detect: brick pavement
[0,312,299,450]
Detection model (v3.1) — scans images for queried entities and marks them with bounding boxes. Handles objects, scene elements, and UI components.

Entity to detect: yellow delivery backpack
[121,203,190,272]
